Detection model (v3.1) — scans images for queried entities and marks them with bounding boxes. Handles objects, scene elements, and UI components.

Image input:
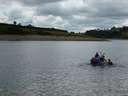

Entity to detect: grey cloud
[0,0,65,6]
[0,0,128,32]
[5,9,32,25]
[89,0,128,18]
[36,1,92,19]
[35,0,124,31]
[18,0,65,6]
[36,3,68,17]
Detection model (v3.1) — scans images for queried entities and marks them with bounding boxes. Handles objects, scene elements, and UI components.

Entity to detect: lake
[0,40,128,96]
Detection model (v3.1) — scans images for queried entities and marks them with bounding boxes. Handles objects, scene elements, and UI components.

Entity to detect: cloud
[15,0,65,7]
[0,0,128,32]
[0,2,35,24]
[90,0,128,18]
[0,0,65,5]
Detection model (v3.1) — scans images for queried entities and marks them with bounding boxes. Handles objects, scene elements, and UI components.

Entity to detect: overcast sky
[0,0,128,32]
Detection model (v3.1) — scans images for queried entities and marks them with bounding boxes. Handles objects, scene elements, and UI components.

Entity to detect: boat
[90,60,113,66]
[90,56,113,66]
[90,52,114,66]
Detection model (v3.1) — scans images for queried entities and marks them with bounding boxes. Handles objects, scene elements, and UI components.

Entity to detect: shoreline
[0,35,108,41]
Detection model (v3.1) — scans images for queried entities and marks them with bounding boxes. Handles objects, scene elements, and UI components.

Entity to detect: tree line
[0,21,69,36]
[85,26,128,38]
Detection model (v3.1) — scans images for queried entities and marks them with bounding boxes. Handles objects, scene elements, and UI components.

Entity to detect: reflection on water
[0,41,128,96]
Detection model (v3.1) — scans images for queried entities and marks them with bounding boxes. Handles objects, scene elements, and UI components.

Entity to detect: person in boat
[100,55,105,63]
[94,52,101,65]
[90,52,113,66]
[107,59,113,65]
[95,52,99,58]
[90,57,96,66]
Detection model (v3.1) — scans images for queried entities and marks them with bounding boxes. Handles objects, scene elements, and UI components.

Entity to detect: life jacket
[91,57,96,65]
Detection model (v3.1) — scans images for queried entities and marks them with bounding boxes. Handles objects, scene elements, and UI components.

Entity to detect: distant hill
[2,22,128,39]
[85,26,128,39]
[0,23,69,36]
[0,23,109,41]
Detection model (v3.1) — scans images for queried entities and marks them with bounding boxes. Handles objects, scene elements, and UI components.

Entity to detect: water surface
[0,40,128,96]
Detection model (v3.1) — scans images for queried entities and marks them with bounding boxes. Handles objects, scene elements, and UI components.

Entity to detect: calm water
[0,40,128,96]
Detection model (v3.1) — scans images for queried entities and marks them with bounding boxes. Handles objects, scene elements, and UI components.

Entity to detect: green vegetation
[0,23,69,36]
[85,26,128,39]
[2,22,128,40]
[0,22,105,41]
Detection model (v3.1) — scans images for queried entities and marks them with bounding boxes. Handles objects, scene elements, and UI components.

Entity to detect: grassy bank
[0,35,107,41]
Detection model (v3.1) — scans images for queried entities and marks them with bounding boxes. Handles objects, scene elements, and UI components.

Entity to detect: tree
[18,23,22,26]
[13,21,17,25]
[27,24,33,27]
[111,26,116,31]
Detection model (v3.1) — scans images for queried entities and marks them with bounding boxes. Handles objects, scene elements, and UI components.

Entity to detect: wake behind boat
[90,52,113,66]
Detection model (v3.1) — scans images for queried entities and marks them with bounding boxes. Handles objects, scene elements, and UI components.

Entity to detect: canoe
[90,61,113,66]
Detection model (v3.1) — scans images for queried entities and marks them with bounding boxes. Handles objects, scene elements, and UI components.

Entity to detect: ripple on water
[0,41,128,96]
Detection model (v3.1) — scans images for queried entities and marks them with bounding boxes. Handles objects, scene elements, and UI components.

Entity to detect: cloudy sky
[0,0,128,32]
